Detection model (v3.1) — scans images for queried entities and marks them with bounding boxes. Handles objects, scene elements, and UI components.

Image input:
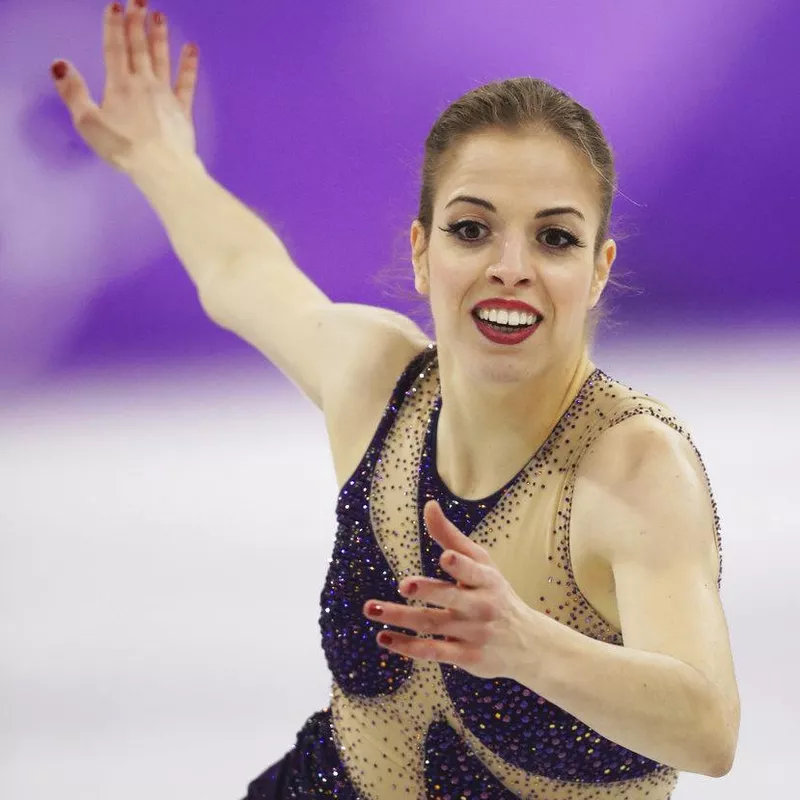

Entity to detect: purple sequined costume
[242,346,720,799]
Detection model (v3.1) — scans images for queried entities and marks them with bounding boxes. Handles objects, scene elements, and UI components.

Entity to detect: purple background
[4,4,799,796]
[2,0,798,392]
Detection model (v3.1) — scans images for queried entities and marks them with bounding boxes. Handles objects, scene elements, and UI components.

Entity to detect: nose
[485,239,537,287]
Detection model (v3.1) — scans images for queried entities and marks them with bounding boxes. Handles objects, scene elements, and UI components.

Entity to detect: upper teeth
[476,308,537,326]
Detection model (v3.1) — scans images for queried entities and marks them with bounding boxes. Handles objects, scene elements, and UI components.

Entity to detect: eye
[439,220,489,244]
[539,228,583,250]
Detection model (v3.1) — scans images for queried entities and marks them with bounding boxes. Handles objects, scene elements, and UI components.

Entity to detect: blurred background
[2,0,798,797]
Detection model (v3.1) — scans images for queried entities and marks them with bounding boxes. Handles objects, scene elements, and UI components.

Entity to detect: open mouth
[471,308,543,345]
[472,308,542,333]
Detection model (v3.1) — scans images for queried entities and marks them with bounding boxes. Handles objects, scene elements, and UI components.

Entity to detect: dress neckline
[423,394,514,509]
[421,354,602,508]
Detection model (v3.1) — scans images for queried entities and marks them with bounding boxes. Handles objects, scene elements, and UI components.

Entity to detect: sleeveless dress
[243,344,722,799]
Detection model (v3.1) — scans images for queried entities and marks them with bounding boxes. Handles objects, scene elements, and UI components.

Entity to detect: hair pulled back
[416,77,616,257]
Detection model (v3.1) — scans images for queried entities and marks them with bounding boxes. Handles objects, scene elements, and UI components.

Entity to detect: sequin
[243,345,721,799]
[243,709,359,798]
[425,721,519,799]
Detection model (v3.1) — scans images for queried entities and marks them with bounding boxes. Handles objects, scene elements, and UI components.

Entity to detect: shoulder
[578,410,702,489]
[317,302,430,352]
[572,411,720,577]
[316,304,430,406]
[580,411,698,488]
[317,304,432,486]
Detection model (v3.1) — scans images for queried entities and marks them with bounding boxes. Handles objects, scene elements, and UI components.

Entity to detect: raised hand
[363,500,538,680]
[50,1,200,173]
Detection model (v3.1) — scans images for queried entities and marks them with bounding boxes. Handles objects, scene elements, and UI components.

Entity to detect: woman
[51,2,740,798]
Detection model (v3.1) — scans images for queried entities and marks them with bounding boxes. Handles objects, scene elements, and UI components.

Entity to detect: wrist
[126,141,207,194]
[506,600,550,685]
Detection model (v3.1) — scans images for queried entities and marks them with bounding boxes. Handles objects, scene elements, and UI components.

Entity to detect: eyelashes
[438,220,586,251]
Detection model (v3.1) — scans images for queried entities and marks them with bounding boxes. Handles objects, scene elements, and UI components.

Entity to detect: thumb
[50,60,127,168]
[423,499,448,531]
[423,500,463,548]
[423,499,493,565]
[51,60,98,124]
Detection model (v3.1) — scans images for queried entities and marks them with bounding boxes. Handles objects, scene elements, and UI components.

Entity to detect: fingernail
[153,10,165,24]
[185,43,199,57]
[368,603,383,617]
[405,581,418,595]
[51,61,67,80]
[378,633,393,646]
[134,0,148,8]
[110,2,123,13]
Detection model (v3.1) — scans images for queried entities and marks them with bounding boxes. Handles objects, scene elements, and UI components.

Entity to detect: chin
[465,346,544,386]
[437,322,554,385]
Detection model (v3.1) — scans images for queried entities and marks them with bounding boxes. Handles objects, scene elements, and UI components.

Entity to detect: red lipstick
[472,297,542,316]
[471,297,543,346]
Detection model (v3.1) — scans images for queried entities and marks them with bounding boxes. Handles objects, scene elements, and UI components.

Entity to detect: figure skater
[51,3,740,797]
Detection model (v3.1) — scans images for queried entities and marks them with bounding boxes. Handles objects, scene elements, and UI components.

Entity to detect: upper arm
[199,251,429,410]
[318,306,431,486]
[572,416,739,727]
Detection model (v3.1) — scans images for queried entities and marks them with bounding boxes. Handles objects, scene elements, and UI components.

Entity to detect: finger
[396,575,486,616]
[126,0,153,76]
[103,2,128,86]
[364,599,463,631]
[377,630,482,667]
[439,549,495,589]
[363,601,489,642]
[148,10,171,84]
[398,576,498,621]
[174,43,199,117]
[423,501,493,565]
[397,576,461,608]
[51,60,99,124]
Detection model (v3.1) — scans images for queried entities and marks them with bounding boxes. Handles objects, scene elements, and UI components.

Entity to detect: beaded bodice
[318,345,720,799]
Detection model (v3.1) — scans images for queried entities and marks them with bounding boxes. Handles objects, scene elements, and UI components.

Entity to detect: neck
[435,347,594,500]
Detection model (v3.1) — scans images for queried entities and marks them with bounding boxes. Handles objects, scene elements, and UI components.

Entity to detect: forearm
[512,608,736,776]
[127,144,303,297]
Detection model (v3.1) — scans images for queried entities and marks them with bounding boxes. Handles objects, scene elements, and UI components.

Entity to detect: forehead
[437,129,599,219]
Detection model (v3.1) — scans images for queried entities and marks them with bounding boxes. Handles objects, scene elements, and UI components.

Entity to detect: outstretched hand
[50,1,199,172]
[363,500,535,680]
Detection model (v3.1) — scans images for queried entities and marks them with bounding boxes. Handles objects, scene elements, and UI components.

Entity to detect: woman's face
[411,128,615,385]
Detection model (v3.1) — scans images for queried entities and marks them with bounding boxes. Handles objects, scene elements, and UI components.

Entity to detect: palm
[99,80,196,158]
[52,1,199,172]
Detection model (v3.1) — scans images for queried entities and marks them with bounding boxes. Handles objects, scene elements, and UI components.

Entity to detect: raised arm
[51,1,427,409]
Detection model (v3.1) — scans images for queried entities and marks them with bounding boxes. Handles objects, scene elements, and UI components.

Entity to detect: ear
[589,238,616,309]
[410,220,430,296]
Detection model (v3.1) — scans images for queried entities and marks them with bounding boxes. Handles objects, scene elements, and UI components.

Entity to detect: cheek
[428,259,473,309]
[543,265,593,312]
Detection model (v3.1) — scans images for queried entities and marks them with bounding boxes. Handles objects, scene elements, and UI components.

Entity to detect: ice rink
[3,330,797,799]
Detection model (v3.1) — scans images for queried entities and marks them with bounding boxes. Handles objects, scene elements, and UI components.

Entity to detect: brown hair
[416,76,617,258]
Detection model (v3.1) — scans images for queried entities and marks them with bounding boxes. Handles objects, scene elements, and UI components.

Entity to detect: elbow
[681,733,735,778]
[702,743,735,778]
[696,695,740,778]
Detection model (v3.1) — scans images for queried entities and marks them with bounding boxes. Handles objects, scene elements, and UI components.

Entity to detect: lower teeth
[485,321,530,332]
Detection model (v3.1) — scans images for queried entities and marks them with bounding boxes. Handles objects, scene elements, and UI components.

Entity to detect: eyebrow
[444,194,586,222]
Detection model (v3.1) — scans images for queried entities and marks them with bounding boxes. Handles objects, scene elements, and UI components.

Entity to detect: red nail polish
[51,61,67,80]
[110,2,123,13]
[152,10,165,24]
[379,633,393,646]
[134,0,147,8]
[369,603,383,617]
[185,42,198,57]
[406,581,418,595]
